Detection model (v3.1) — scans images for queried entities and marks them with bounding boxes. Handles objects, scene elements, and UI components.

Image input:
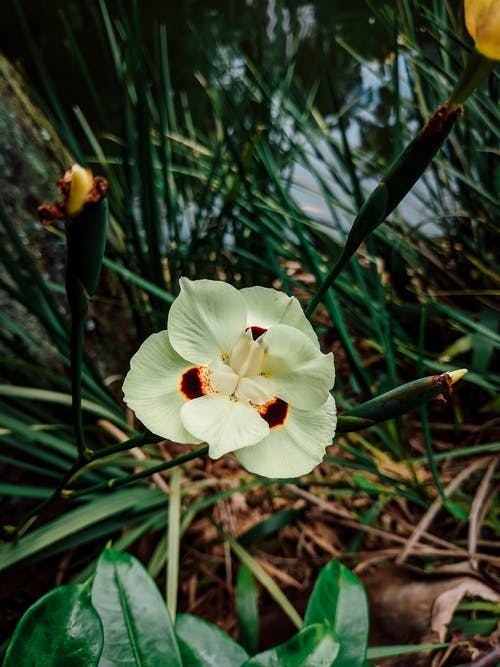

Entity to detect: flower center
[178,330,276,406]
[211,332,274,404]
[229,332,264,377]
[178,330,289,429]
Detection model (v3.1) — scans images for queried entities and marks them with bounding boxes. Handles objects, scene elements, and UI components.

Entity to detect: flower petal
[123,331,200,443]
[168,278,247,365]
[236,394,336,478]
[260,324,335,409]
[241,286,319,347]
[180,394,269,459]
[465,0,500,60]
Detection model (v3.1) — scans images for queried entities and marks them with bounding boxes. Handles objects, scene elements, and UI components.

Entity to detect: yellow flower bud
[465,0,500,60]
[65,164,94,217]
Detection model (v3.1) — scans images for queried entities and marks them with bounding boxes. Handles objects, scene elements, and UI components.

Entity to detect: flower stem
[166,467,182,623]
[65,445,210,499]
[90,431,164,460]
[11,459,83,538]
[70,305,93,461]
[306,50,496,317]
[305,103,460,317]
[10,431,166,537]
[449,50,495,106]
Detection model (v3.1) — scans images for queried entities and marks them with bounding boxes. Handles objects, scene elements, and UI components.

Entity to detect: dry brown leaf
[362,563,499,663]
[431,578,499,642]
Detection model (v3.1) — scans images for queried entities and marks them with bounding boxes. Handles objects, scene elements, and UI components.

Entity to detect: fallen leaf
[431,578,499,642]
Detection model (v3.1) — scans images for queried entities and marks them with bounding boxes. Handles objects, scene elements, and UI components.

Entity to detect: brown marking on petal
[37,202,66,225]
[179,366,211,400]
[86,176,109,203]
[247,325,267,340]
[258,397,289,429]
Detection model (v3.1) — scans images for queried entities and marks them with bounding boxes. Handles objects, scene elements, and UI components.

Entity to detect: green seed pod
[338,369,467,430]
[65,196,109,315]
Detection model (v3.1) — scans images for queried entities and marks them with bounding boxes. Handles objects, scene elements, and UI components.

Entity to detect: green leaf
[224,532,302,630]
[304,560,369,667]
[236,565,259,655]
[175,613,249,666]
[444,500,470,521]
[91,548,182,667]
[0,488,165,572]
[242,623,339,667]
[366,642,448,659]
[472,310,499,373]
[3,583,103,667]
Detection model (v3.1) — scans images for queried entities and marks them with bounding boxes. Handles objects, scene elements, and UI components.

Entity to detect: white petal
[235,375,275,404]
[236,394,336,478]
[180,394,269,459]
[209,364,239,395]
[241,286,319,347]
[168,278,247,365]
[123,331,201,443]
[260,324,335,409]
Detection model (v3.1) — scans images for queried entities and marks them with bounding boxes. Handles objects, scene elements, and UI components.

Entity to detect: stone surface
[0,50,71,225]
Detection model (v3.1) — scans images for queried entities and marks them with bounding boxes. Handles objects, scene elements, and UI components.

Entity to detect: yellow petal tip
[448,368,468,384]
[465,0,500,61]
[65,164,94,217]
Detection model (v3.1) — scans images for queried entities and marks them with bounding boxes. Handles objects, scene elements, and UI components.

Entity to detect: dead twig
[396,457,493,564]
[468,458,498,569]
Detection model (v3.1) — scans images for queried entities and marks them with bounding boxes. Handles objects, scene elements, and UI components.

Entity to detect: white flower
[123,278,336,478]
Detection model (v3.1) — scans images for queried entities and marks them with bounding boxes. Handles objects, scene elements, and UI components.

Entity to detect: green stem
[166,467,181,623]
[306,51,496,318]
[71,306,91,461]
[304,259,343,318]
[13,459,83,538]
[449,50,495,106]
[11,432,164,537]
[66,445,210,499]
[90,432,164,461]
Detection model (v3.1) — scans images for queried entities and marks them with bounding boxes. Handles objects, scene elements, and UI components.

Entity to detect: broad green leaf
[304,560,369,667]
[242,623,339,667]
[175,613,249,666]
[236,565,259,655]
[3,583,103,667]
[91,548,182,667]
